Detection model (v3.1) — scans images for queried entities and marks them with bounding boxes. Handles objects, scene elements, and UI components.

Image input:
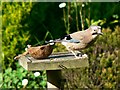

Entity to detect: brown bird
[14,42,55,60]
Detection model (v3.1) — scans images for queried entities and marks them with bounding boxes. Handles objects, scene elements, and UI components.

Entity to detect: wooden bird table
[18,52,89,90]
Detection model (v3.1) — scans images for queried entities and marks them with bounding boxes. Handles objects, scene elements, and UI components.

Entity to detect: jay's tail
[45,39,62,44]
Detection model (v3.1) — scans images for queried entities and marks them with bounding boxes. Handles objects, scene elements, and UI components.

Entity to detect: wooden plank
[18,52,89,71]
[19,56,29,70]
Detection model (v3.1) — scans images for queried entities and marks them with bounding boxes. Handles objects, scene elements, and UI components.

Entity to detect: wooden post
[47,70,62,90]
[18,52,89,89]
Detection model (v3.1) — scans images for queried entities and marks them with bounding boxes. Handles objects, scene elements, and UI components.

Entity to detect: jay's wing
[47,31,85,44]
[69,31,85,41]
[61,30,85,43]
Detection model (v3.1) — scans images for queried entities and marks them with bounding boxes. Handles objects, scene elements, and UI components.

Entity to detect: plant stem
[75,2,79,31]
[79,3,84,30]
[67,2,70,34]
[88,2,91,27]
[63,8,67,30]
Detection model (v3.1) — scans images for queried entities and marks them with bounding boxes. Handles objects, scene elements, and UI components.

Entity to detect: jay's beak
[98,29,103,35]
[98,32,103,35]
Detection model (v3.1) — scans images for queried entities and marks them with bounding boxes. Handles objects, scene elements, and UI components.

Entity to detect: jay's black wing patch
[60,35,71,40]
[62,35,80,43]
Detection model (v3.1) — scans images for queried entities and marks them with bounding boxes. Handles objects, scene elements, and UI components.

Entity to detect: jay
[48,25,103,58]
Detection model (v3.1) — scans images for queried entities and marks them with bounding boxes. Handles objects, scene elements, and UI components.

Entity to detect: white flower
[59,3,66,8]
[22,79,28,86]
[34,72,40,77]
[82,4,85,7]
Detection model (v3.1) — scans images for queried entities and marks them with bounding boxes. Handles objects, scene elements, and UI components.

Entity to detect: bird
[48,25,103,58]
[14,42,55,60]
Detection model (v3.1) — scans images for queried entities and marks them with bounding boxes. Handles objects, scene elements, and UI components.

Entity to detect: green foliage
[2,63,46,88]
[27,2,65,44]
[2,2,48,88]
[66,2,120,30]
[2,2,32,69]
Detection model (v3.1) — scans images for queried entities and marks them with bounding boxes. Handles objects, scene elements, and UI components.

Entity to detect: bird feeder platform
[18,52,89,89]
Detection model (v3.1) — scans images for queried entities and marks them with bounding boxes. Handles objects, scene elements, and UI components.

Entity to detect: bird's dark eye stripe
[92,32,98,35]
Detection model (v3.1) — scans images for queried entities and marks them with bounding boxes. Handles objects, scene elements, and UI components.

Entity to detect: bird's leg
[76,51,88,58]
[70,50,81,59]
[66,47,80,58]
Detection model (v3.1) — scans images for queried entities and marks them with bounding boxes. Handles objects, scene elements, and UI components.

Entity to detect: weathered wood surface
[18,52,89,71]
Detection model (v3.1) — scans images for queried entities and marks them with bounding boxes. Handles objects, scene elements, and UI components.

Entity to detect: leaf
[40,80,46,87]
[5,68,12,74]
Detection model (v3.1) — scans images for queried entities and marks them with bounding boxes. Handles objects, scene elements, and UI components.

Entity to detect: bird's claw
[75,56,83,59]
[82,54,88,58]
[75,53,88,59]
[76,52,83,57]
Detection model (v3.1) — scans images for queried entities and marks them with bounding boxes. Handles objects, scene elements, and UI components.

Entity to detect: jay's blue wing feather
[65,39,80,43]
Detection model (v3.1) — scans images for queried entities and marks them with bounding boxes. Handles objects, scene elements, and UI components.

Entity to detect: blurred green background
[1,1,120,89]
